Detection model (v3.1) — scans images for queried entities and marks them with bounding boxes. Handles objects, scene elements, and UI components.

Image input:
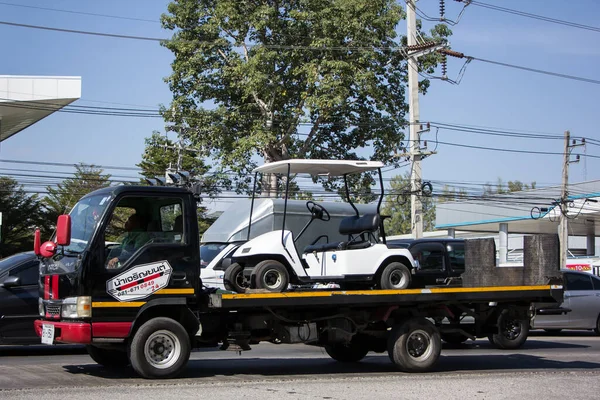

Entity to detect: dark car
[386,238,465,287]
[0,251,40,344]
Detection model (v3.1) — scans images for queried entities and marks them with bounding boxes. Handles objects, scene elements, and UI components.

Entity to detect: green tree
[44,164,111,225]
[507,180,536,192]
[381,172,436,236]
[161,0,450,192]
[0,177,48,257]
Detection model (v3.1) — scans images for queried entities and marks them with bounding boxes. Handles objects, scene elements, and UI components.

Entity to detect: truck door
[89,193,199,306]
[409,242,446,286]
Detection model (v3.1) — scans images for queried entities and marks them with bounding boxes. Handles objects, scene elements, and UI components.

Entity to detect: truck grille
[46,304,61,316]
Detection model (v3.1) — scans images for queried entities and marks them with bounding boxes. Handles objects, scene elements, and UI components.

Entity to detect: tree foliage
[381,172,436,236]
[0,177,48,257]
[44,164,111,225]
[161,0,450,192]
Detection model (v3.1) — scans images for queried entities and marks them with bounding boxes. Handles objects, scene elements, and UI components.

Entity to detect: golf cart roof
[253,159,384,176]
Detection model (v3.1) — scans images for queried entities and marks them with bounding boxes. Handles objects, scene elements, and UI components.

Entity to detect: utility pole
[559,131,570,270]
[406,0,423,238]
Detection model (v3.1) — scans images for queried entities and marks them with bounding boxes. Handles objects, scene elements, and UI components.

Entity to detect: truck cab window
[104,196,185,269]
[564,273,593,291]
[447,243,465,272]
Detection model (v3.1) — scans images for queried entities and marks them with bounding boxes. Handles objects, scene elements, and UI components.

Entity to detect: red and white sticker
[107,261,172,301]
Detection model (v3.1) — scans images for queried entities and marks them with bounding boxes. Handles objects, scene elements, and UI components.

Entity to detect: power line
[0,159,142,171]
[0,2,159,24]
[468,0,600,34]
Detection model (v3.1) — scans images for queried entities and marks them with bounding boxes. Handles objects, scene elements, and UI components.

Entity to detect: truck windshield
[64,193,112,254]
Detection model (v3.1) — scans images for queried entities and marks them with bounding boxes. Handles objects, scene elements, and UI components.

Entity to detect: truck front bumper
[34,320,92,344]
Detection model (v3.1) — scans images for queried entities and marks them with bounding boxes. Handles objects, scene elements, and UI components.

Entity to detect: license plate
[41,324,55,345]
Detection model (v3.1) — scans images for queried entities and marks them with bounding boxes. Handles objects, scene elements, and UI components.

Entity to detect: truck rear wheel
[379,262,411,290]
[86,345,129,367]
[129,317,191,379]
[223,263,245,293]
[254,260,289,292]
[325,338,369,363]
[490,311,529,350]
[388,318,441,372]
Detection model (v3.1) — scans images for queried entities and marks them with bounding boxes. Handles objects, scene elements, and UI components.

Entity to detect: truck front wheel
[129,317,191,379]
[388,318,441,372]
[86,345,129,367]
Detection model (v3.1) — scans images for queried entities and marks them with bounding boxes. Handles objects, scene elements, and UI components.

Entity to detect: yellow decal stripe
[93,302,146,308]
[220,285,555,300]
[155,289,195,295]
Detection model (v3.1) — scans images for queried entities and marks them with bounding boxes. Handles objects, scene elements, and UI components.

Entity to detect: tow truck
[33,182,563,379]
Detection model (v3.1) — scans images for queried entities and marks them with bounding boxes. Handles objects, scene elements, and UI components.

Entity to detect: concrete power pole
[406,0,423,239]
[559,131,570,270]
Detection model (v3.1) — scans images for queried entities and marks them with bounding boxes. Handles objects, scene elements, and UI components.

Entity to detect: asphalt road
[1,331,600,399]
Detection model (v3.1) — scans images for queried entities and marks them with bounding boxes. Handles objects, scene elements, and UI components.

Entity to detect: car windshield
[64,193,112,254]
[0,252,34,273]
[200,243,227,268]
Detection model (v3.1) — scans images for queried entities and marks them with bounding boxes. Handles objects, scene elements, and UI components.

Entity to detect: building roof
[435,180,600,236]
[0,75,81,142]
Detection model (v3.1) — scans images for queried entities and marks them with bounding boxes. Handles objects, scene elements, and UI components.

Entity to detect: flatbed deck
[208,284,563,308]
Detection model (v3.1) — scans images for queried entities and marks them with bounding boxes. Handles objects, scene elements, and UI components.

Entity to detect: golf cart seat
[303,213,380,253]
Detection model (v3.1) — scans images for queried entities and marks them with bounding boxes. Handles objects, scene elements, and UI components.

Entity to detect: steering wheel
[306,201,331,221]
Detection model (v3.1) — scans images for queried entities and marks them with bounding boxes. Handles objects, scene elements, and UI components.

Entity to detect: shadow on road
[62,352,600,380]
[0,345,87,357]
[442,339,590,350]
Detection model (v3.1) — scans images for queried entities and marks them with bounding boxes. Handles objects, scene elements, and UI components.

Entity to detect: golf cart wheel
[254,260,289,292]
[129,317,191,379]
[86,345,129,367]
[387,317,441,372]
[325,338,369,363]
[379,262,412,290]
[223,263,246,293]
[490,310,529,350]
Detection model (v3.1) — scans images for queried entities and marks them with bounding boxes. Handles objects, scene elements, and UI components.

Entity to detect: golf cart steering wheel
[306,201,331,221]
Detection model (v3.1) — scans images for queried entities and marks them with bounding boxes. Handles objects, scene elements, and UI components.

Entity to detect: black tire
[254,260,289,292]
[440,332,468,344]
[594,315,600,335]
[86,345,129,367]
[490,311,529,350]
[325,338,370,363]
[223,263,245,293]
[543,329,563,335]
[388,318,441,372]
[129,317,191,379]
[379,262,412,290]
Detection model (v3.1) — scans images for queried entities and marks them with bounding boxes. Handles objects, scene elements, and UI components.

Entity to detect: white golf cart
[223,159,416,292]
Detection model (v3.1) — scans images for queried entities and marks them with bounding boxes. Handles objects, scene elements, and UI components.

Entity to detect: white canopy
[253,159,384,176]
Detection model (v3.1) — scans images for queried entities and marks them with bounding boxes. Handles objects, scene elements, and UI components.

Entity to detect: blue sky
[1,0,599,209]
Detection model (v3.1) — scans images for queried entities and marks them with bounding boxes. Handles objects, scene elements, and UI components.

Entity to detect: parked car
[386,238,466,287]
[0,251,40,344]
[532,270,600,334]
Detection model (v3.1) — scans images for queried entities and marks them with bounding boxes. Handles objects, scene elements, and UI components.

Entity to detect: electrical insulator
[572,139,576,145]
[577,155,581,161]
[582,138,586,144]
[441,54,448,80]
[439,0,446,20]
[426,122,430,129]
[424,141,428,148]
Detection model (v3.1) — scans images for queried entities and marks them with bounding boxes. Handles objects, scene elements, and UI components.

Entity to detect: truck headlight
[61,296,92,319]
[39,298,44,316]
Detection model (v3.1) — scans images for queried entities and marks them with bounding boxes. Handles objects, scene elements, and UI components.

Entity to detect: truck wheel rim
[263,269,282,289]
[144,329,181,369]
[406,329,432,360]
[502,319,521,340]
[389,270,407,288]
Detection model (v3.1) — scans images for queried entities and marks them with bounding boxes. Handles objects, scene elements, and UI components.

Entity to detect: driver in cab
[107,213,151,269]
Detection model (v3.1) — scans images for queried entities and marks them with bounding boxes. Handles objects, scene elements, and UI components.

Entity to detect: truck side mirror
[0,276,21,288]
[56,215,71,246]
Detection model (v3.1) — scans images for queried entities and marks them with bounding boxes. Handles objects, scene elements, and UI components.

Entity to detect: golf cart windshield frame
[246,159,386,250]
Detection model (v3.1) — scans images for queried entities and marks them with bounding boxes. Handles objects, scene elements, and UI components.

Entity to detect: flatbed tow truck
[32,184,563,379]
